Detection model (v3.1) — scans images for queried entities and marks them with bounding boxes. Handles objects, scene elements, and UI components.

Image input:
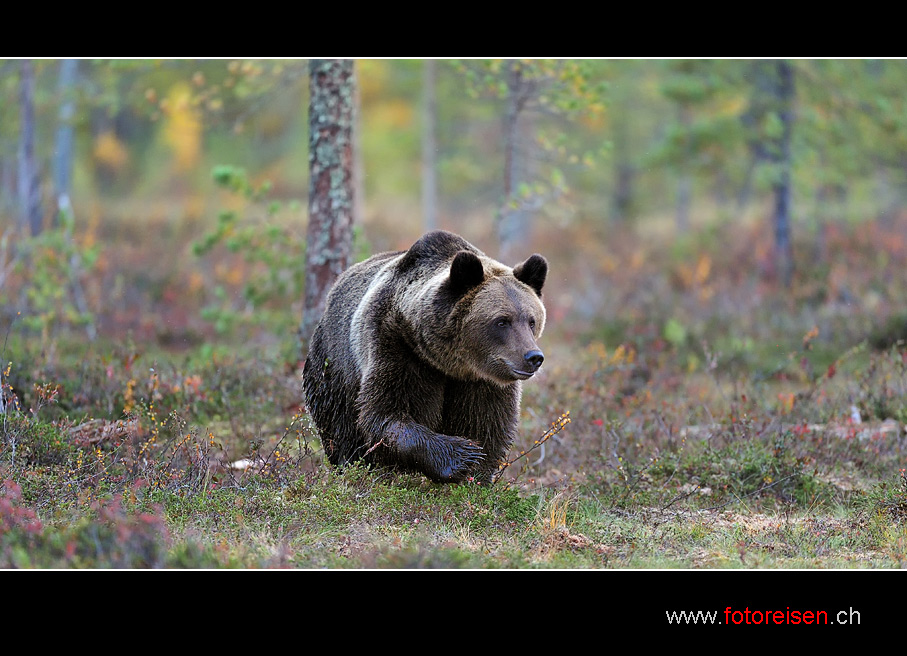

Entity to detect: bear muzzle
[511,349,544,379]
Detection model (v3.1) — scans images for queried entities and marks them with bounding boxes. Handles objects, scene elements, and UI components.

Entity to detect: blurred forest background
[4,58,907,365]
[0,59,907,368]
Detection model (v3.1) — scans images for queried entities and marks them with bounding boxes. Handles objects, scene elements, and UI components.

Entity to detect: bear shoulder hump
[398,230,478,272]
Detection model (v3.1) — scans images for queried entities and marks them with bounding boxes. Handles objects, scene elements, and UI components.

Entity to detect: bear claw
[429,437,485,483]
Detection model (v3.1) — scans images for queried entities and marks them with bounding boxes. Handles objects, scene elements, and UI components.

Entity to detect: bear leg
[364,417,485,483]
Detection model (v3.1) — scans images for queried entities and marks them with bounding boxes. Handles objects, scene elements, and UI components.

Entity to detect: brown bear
[302,230,548,484]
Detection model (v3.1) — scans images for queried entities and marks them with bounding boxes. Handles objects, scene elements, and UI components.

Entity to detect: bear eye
[529,318,536,330]
[496,318,511,328]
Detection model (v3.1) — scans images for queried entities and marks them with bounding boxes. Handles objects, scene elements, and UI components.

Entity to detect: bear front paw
[429,436,485,484]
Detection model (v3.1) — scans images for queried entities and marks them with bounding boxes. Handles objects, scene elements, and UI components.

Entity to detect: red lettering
[718,606,829,626]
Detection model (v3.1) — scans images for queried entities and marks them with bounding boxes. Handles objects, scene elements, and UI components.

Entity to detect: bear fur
[302,230,548,484]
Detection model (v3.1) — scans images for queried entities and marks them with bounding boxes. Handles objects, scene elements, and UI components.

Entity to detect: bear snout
[524,349,545,372]
[506,349,545,379]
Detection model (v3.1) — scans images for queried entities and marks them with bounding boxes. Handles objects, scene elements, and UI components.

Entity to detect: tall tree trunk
[610,117,635,223]
[770,60,795,288]
[17,59,43,236]
[53,58,78,227]
[300,59,356,356]
[741,60,796,286]
[421,59,438,233]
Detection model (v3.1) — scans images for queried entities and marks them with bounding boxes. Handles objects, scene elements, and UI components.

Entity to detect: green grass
[5,329,906,569]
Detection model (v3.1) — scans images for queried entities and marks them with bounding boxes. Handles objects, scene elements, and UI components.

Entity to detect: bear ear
[447,250,485,296]
[513,254,548,297]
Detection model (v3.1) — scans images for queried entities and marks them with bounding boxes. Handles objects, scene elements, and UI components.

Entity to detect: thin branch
[493,411,570,485]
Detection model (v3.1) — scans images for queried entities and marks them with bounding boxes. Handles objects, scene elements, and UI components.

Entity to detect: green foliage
[649,59,747,176]
[8,58,907,240]
[451,59,607,221]
[3,207,99,343]
[663,318,688,349]
[2,412,75,467]
[455,59,607,113]
[698,436,832,507]
[859,470,907,520]
[193,163,370,341]
[9,58,907,247]
[193,165,305,337]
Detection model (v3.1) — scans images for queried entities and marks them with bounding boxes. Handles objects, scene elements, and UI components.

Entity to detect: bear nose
[524,350,545,371]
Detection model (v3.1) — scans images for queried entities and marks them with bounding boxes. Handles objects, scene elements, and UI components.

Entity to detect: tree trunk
[742,60,796,286]
[770,60,795,288]
[300,59,356,356]
[613,162,635,223]
[610,116,635,223]
[53,58,79,227]
[421,59,439,233]
[17,59,43,236]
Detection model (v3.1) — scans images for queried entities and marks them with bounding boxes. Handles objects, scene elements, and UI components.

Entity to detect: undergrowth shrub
[192,166,307,340]
[0,482,232,568]
[858,469,907,520]
[850,343,907,423]
[0,209,100,348]
[0,352,321,567]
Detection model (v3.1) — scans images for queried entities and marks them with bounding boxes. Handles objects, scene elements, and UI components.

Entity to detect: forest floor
[2,210,907,572]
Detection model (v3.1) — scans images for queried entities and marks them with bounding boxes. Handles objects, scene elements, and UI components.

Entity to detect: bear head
[437,248,548,386]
